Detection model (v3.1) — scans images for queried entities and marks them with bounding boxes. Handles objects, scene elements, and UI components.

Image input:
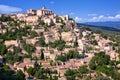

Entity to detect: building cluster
[14,58,37,72]
[1,6,69,26]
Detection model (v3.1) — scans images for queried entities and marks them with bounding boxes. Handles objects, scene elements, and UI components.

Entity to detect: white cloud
[115,14,120,19]
[88,14,97,16]
[87,14,120,22]
[75,16,82,22]
[108,16,114,19]
[98,15,104,19]
[0,4,22,14]
[69,12,75,15]
[74,14,120,22]
[50,1,55,4]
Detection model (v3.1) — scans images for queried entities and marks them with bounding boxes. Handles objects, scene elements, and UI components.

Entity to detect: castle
[1,6,69,26]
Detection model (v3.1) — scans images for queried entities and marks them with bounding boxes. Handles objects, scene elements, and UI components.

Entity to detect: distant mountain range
[78,21,120,33]
[84,21,120,29]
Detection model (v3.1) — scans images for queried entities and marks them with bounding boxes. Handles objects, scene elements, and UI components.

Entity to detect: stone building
[14,58,37,72]
[25,16,39,23]
[61,32,75,42]
[59,15,69,21]
[37,6,54,16]
[17,13,27,21]
[27,9,37,15]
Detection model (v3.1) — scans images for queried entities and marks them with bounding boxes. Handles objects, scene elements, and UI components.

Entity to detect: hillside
[0,7,120,80]
[78,23,120,44]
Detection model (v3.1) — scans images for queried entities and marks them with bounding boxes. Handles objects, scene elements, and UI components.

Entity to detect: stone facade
[1,6,69,26]
[37,7,54,16]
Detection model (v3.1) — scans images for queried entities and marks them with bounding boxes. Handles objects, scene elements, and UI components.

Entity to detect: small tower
[42,6,46,10]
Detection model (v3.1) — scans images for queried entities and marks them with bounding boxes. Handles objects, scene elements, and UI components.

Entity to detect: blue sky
[0,0,120,22]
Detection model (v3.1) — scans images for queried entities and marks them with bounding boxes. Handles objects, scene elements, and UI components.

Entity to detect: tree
[78,65,88,74]
[90,40,98,45]
[74,38,78,47]
[38,38,46,47]
[16,70,25,80]
[0,64,16,80]
[37,19,45,25]
[95,75,110,80]
[27,67,35,77]
[40,49,44,60]
[56,50,83,62]
[67,50,79,59]
[0,16,14,22]
[48,40,66,51]
[50,60,56,66]
[34,70,42,79]
[24,25,32,29]
[56,17,63,23]
[56,54,67,62]
[0,44,7,55]
[89,52,110,70]
[65,69,76,80]
[5,51,23,64]
[23,42,36,54]
[29,31,38,38]
[13,46,22,53]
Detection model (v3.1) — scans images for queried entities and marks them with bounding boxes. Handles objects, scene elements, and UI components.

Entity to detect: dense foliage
[0,16,14,22]
[89,52,110,70]
[23,41,36,54]
[49,40,66,51]
[0,64,25,80]
[56,50,85,62]
[0,28,29,40]
[38,38,46,47]
[26,65,58,80]
[64,65,89,80]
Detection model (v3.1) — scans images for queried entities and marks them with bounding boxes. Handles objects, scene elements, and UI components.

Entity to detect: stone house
[16,63,26,72]
[17,13,27,21]
[61,32,74,42]
[4,40,20,47]
[44,32,55,44]
[14,58,37,72]
[25,16,39,23]
[37,6,55,17]
[27,9,37,15]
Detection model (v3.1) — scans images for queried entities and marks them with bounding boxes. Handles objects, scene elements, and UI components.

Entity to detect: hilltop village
[0,7,120,80]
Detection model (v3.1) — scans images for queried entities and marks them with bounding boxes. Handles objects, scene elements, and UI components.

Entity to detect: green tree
[13,46,22,53]
[0,44,7,55]
[29,31,38,38]
[90,40,98,45]
[74,38,78,47]
[40,49,44,60]
[56,54,67,62]
[0,16,14,22]
[27,67,35,77]
[38,38,46,47]
[16,70,25,80]
[23,42,36,54]
[37,19,45,25]
[0,64,16,80]
[65,69,76,80]
[48,40,66,51]
[24,25,32,29]
[78,65,88,74]
[95,75,110,80]
[89,52,110,70]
